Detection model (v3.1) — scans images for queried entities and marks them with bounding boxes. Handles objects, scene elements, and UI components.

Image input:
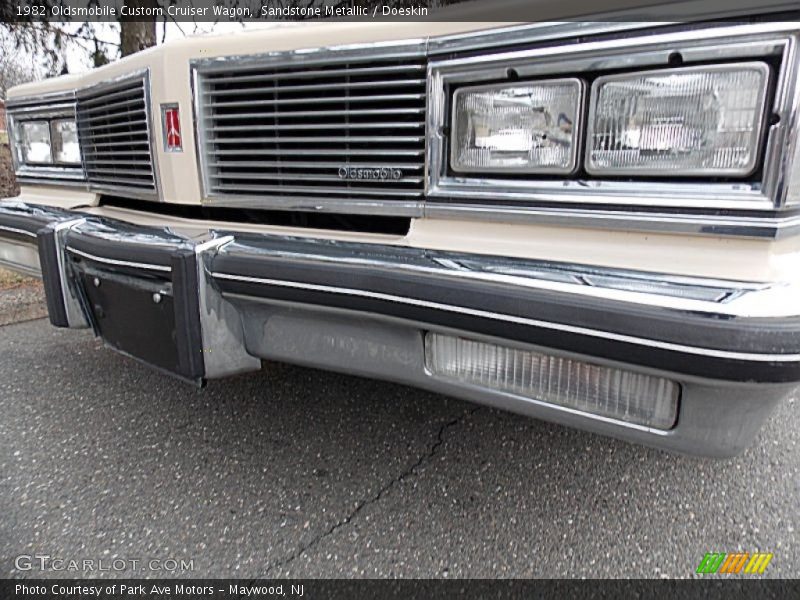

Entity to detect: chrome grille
[76,73,157,199]
[196,56,427,215]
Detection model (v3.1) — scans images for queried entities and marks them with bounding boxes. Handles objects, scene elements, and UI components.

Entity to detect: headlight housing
[17,118,81,166]
[18,121,53,165]
[586,63,770,177]
[51,119,81,165]
[429,24,799,225]
[451,78,583,174]
[7,101,85,183]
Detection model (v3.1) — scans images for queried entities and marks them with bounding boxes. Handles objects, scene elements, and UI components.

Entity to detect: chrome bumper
[1,199,797,457]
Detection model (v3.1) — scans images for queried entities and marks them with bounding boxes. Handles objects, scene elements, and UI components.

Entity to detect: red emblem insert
[164,106,182,151]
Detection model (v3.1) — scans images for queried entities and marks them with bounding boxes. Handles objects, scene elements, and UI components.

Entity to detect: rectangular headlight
[451,78,583,174]
[18,121,52,164]
[426,333,679,430]
[51,119,81,165]
[587,63,770,177]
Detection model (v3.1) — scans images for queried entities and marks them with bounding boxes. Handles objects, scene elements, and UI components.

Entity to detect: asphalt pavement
[0,318,797,579]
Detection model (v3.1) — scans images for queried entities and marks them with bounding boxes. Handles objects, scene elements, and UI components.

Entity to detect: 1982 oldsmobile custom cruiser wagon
[2,4,800,457]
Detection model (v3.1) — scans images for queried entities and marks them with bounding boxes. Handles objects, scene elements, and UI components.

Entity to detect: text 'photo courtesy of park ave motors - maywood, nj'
[14,583,308,597]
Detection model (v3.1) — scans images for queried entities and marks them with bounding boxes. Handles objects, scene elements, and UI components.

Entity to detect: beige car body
[7,19,799,283]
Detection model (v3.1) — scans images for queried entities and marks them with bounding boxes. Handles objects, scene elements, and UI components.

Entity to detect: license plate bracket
[79,270,182,375]
[64,246,206,385]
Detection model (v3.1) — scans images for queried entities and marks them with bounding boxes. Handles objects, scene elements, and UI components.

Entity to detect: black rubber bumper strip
[211,236,800,384]
[36,223,70,328]
[65,219,191,269]
[0,202,77,244]
[171,247,205,382]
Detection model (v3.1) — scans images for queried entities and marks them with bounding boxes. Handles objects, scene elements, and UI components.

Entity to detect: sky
[62,21,280,73]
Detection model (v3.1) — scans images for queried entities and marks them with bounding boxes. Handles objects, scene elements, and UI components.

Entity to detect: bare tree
[120,0,158,56]
[0,0,461,74]
[0,18,120,75]
[0,32,45,99]
[0,1,153,71]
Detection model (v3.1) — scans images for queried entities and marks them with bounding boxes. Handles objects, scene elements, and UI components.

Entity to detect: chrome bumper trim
[194,236,261,379]
[66,246,173,273]
[211,271,800,364]
[0,224,37,239]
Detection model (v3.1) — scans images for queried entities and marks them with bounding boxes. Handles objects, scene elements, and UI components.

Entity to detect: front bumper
[1,198,797,457]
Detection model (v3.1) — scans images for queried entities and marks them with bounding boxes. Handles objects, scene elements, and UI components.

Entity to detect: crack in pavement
[262,406,482,576]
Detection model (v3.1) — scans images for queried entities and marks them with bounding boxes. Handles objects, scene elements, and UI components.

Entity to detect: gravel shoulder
[0,268,46,326]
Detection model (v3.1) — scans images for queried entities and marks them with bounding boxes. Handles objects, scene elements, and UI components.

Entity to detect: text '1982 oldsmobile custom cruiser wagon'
[2,4,800,457]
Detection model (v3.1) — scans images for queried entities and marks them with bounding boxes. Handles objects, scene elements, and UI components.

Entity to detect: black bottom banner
[2,579,799,600]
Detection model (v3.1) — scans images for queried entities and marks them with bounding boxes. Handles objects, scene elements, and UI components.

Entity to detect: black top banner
[2,0,799,23]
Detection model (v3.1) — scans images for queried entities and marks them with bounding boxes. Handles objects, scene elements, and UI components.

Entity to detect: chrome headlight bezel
[427,23,799,216]
[6,100,85,183]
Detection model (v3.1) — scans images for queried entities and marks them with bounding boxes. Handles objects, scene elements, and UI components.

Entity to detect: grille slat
[77,107,146,124]
[207,122,424,132]
[76,74,156,198]
[78,84,146,106]
[82,140,150,149]
[206,107,426,120]
[208,161,424,170]
[76,119,149,133]
[206,93,425,108]
[87,167,156,177]
[84,158,152,166]
[213,148,425,157]
[212,184,422,197]
[79,97,146,115]
[202,78,427,96]
[85,175,158,187]
[80,126,150,140]
[199,56,427,211]
[203,63,425,82]
[210,172,424,184]
[206,135,425,144]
